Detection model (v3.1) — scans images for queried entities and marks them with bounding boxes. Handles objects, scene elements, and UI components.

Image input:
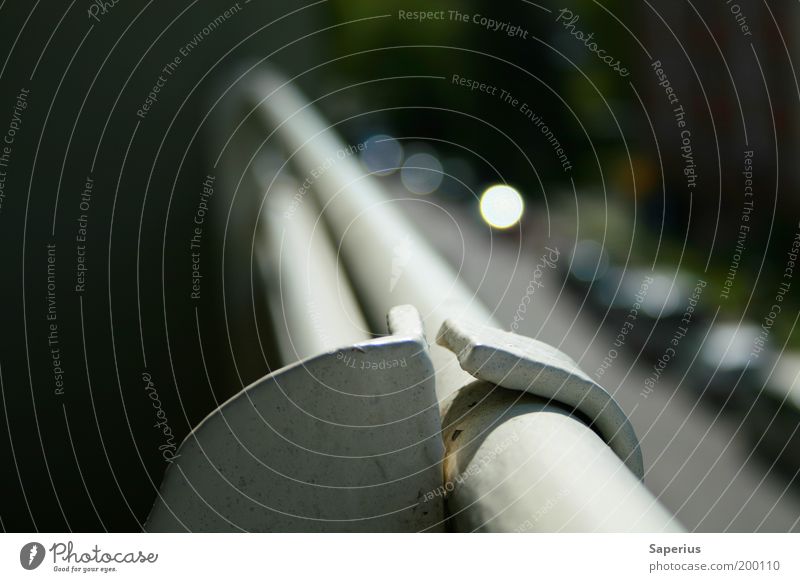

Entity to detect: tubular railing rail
[145,67,683,533]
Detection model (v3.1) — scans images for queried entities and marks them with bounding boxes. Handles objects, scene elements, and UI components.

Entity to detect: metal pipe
[253,168,370,362]
[442,382,680,532]
[246,71,488,408]
[243,67,683,532]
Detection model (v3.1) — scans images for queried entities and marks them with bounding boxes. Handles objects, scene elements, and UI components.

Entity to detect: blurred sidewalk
[401,196,800,532]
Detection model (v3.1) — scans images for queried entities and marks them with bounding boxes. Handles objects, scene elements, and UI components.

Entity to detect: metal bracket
[146,306,444,532]
[437,318,643,478]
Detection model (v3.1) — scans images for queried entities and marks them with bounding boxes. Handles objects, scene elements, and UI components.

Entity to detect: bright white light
[401,153,443,195]
[479,185,524,229]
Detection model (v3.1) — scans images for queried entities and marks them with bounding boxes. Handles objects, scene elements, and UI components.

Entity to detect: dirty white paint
[146,307,444,532]
[437,317,643,477]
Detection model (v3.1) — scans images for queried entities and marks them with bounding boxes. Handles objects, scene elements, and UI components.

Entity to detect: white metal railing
[147,66,683,532]
[244,67,682,532]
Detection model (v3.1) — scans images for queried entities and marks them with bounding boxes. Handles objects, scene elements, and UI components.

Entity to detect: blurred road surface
[401,196,800,532]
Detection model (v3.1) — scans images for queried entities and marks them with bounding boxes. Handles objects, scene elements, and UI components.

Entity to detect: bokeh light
[401,152,444,195]
[479,184,524,229]
[361,134,403,176]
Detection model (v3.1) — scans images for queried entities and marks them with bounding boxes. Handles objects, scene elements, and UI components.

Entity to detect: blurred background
[0,0,799,531]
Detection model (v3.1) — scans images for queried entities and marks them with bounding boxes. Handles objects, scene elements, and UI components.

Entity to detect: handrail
[246,71,490,408]
[253,167,370,362]
[208,67,684,532]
